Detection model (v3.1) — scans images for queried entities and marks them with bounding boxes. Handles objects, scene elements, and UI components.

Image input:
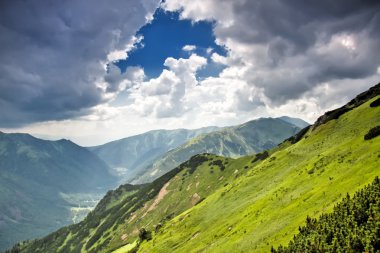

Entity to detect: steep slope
[12,153,243,253]
[0,134,117,251]
[137,86,379,252]
[9,83,379,253]
[88,127,218,183]
[132,118,301,183]
[272,177,380,252]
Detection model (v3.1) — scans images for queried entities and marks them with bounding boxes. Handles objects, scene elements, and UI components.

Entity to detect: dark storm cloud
[211,0,380,104]
[0,0,158,127]
[225,0,380,51]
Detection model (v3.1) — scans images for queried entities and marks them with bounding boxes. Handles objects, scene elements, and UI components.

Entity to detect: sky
[0,0,379,146]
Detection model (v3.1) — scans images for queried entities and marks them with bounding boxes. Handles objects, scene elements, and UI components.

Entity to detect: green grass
[272,177,380,252]
[138,96,380,252]
[93,155,240,252]
[111,240,137,253]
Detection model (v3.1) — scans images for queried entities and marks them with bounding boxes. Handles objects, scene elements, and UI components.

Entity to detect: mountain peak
[278,116,310,128]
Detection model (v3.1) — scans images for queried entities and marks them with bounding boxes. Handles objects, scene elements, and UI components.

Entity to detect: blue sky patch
[114,8,227,79]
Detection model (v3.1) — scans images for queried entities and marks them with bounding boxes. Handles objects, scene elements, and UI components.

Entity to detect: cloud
[163,0,380,114]
[132,53,207,117]
[0,0,159,127]
[2,1,380,145]
[125,51,268,123]
[211,52,228,65]
[107,35,144,62]
[182,45,196,51]
[104,65,145,94]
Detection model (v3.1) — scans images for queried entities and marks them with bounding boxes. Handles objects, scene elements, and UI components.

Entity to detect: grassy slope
[101,155,239,252]
[272,177,380,252]
[15,154,247,253]
[138,95,380,252]
[96,154,244,252]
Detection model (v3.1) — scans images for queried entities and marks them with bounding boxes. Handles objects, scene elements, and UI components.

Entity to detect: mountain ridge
[131,117,302,183]
[87,126,220,182]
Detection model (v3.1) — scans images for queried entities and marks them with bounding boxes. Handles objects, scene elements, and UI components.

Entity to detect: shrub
[271,177,380,253]
[139,228,152,241]
[364,126,380,140]
[182,154,209,174]
[209,159,225,171]
[286,125,311,144]
[370,97,380,107]
[251,151,269,163]
[155,223,162,233]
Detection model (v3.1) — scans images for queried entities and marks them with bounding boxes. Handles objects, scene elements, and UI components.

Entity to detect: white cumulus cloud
[182,45,197,51]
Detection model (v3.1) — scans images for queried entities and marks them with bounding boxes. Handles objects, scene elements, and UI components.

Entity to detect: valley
[0,135,117,251]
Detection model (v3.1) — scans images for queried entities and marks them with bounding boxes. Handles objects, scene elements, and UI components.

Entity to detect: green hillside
[138,86,380,252]
[11,153,243,252]
[0,134,117,251]
[88,127,219,183]
[272,177,380,252]
[132,117,302,183]
[8,83,380,253]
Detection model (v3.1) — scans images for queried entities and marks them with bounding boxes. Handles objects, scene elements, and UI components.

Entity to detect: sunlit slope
[272,177,380,252]
[138,95,380,252]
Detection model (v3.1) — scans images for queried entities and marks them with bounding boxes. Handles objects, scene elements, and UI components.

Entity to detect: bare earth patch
[128,213,137,222]
[191,193,201,206]
[146,181,171,214]
[121,234,128,241]
[132,227,139,236]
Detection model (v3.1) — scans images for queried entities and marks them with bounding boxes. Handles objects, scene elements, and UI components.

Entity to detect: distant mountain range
[131,117,305,183]
[87,127,219,183]
[0,133,117,251]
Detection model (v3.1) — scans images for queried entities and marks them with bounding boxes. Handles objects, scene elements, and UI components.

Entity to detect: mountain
[131,117,302,183]
[88,127,219,183]
[278,116,310,128]
[8,83,380,253]
[137,84,380,252]
[0,133,117,251]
